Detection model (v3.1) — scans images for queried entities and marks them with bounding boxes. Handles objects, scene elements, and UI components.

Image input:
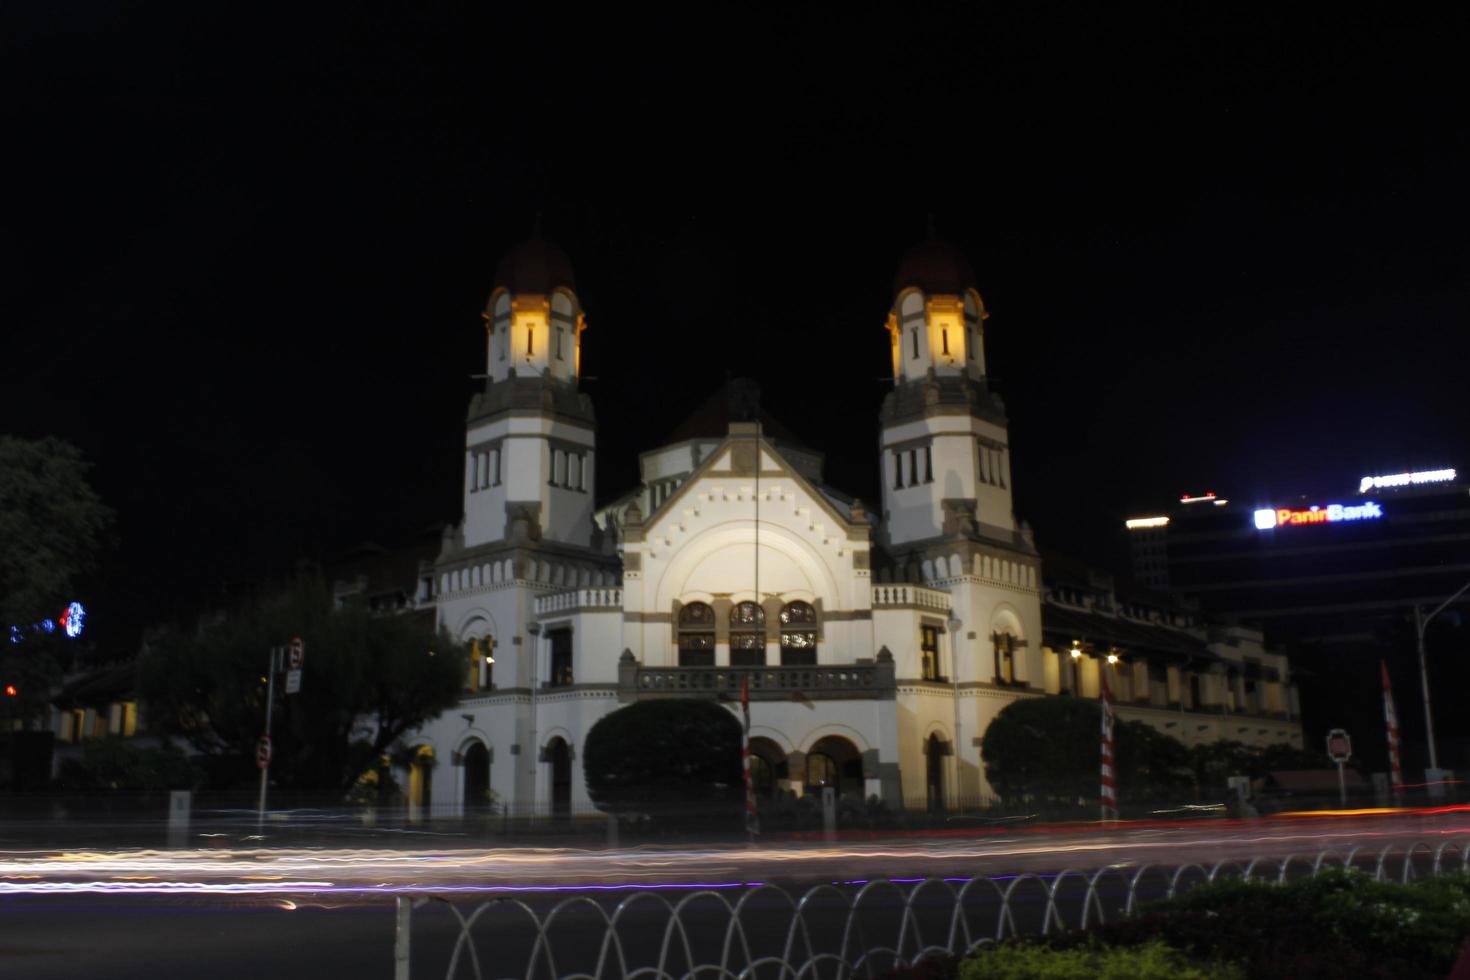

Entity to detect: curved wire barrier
[393,838,1470,980]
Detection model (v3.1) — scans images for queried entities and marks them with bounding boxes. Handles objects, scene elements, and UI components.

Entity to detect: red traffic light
[3,684,17,697]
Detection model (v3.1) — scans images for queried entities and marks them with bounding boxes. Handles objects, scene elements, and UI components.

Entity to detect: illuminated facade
[405,233,1297,821]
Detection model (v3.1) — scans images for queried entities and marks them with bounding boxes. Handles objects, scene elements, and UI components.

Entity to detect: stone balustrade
[534,588,624,615]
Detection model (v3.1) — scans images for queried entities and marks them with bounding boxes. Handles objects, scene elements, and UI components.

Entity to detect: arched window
[779,601,817,666]
[677,602,715,667]
[992,631,1018,685]
[729,601,766,666]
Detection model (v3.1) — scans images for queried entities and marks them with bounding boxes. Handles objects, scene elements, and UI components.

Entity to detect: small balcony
[534,588,624,615]
[618,653,896,703]
[871,584,951,612]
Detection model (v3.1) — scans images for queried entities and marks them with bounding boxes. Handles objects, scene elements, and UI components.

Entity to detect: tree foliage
[981,696,1194,806]
[54,738,199,792]
[0,435,112,720]
[583,699,743,818]
[137,575,468,792]
[982,696,1330,808]
[0,436,111,625]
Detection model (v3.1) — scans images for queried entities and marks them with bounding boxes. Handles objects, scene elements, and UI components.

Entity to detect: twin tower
[454,229,1030,578]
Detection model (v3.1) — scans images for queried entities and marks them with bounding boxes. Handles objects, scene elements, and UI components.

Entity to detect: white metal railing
[871,584,952,611]
[393,838,1470,980]
[534,588,624,615]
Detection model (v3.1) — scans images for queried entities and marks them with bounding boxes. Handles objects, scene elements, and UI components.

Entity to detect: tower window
[967,325,975,359]
[993,632,1017,685]
[908,449,918,487]
[893,450,903,490]
[491,448,501,486]
[910,327,919,359]
[555,326,564,359]
[924,445,933,483]
[527,324,535,357]
[548,629,573,688]
[941,328,949,355]
[498,323,507,361]
[920,625,942,681]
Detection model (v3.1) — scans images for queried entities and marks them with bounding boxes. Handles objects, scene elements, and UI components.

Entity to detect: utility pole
[1414,579,1470,789]
[256,645,282,830]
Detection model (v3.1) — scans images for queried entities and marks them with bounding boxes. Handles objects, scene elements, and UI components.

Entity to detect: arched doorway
[547,737,572,819]
[407,745,435,823]
[805,735,863,800]
[926,733,946,811]
[462,741,491,815]
[748,737,788,798]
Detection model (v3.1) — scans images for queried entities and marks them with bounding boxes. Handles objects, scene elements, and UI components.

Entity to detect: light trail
[0,811,1465,897]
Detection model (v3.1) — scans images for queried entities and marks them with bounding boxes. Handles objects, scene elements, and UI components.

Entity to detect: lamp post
[948,615,963,810]
[1415,579,1470,778]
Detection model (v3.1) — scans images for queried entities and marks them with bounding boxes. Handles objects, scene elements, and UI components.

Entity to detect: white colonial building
[400,233,1300,819]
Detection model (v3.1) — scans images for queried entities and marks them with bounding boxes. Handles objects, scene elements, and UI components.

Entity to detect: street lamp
[948,615,963,808]
[1416,579,1470,776]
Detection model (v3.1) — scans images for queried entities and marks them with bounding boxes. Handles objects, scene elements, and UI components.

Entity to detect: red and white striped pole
[1381,660,1404,801]
[741,673,759,839]
[1100,661,1118,820]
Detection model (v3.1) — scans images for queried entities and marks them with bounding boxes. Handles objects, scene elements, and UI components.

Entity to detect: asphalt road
[2,811,1466,979]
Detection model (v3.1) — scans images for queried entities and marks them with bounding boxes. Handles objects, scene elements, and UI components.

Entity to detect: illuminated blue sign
[1254,502,1383,530]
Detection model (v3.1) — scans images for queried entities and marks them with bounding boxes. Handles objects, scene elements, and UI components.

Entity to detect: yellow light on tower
[1106,652,1120,665]
[1069,641,1083,660]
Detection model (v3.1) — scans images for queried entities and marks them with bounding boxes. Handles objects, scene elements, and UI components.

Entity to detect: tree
[0,436,111,627]
[0,436,112,722]
[981,696,1194,807]
[583,699,743,822]
[137,575,469,793]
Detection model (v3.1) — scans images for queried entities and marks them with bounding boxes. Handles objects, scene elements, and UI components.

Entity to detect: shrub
[958,939,1241,980]
[1051,869,1470,979]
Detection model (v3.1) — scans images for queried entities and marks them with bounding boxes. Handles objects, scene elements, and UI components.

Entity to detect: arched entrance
[547,737,572,819]
[407,745,435,823]
[804,735,863,801]
[926,733,946,811]
[462,741,491,815]
[748,737,787,798]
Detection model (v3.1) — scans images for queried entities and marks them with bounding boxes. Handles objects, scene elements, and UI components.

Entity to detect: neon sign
[1254,502,1383,530]
[1358,468,1456,493]
[7,601,87,644]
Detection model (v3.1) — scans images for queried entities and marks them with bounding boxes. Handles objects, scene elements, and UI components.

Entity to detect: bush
[959,940,1240,980]
[54,738,198,791]
[582,699,743,825]
[1050,869,1470,979]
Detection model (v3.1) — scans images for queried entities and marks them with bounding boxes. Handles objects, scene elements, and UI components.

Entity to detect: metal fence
[393,837,1470,980]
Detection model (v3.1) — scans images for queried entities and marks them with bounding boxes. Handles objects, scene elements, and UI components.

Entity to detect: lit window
[993,632,1017,684]
[677,602,715,666]
[548,629,573,687]
[921,625,942,681]
[779,601,817,665]
[730,601,766,666]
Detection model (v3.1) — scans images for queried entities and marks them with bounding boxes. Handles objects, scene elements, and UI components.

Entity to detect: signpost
[257,637,302,830]
[285,636,304,695]
[1326,728,1352,808]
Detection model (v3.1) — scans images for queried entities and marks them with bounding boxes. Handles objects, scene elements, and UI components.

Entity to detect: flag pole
[1382,660,1404,803]
[1100,657,1118,820]
[741,672,759,840]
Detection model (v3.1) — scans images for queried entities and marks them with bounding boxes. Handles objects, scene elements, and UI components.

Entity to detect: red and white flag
[1100,664,1118,820]
[740,673,759,837]
[1382,660,1404,799]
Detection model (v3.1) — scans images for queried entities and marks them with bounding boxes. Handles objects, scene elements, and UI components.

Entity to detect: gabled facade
[403,231,1298,820]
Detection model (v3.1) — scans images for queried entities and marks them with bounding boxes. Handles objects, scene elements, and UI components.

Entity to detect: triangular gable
[640,428,862,540]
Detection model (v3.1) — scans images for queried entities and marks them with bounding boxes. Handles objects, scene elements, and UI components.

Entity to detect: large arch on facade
[650,521,845,613]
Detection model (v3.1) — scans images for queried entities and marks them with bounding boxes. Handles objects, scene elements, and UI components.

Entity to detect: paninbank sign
[1254,502,1383,530]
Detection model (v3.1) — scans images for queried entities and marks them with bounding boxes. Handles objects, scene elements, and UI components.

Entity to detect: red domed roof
[492,234,576,295]
[893,237,976,297]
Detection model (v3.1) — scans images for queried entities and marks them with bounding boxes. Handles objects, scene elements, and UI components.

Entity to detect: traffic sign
[288,636,305,671]
[285,669,302,694]
[1326,728,1352,764]
[256,735,272,769]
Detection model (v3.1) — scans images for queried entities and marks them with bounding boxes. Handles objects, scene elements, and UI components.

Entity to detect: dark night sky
[5,6,1469,655]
